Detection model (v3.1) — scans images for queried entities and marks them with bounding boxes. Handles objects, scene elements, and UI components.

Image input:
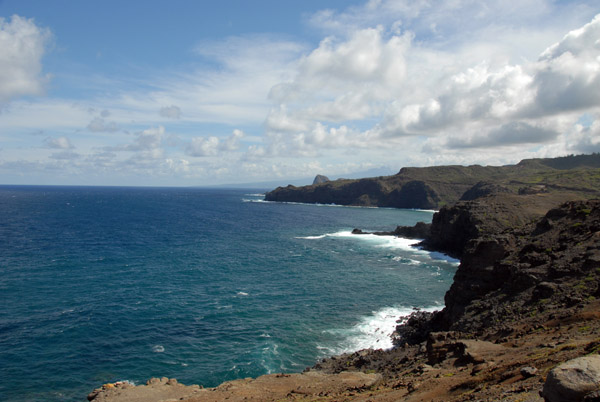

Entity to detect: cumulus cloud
[360,12,600,150]
[105,126,165,162]
[531,14,600,114]
[159,105,181,119]
[87,117,118,132]
[186,129,244,157]
[253,2,600,169]
[447,122,559,149]
[568,118,600,153]
[128,126,165,152]
[3,1,600,186]
[0,15,51,104]
[44,136,74,149]
[297,27,410,91]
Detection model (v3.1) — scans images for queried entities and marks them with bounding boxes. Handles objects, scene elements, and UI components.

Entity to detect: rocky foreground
[88,196,600,401]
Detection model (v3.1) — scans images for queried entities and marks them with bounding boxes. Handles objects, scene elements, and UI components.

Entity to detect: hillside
[264,154,600,209]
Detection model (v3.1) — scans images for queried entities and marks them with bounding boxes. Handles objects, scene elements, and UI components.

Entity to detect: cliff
[439,199,600,334]
[264,154,600,210]
[87,155,600,401]
[88,197,600,401]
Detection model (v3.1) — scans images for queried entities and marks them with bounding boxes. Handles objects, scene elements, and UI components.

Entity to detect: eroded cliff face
[440,199,600,334]
[421,192,584,258]
[265,155,600,210]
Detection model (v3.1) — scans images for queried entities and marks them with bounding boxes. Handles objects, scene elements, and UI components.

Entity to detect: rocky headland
[264,154,600,210]
[88,155,600,401]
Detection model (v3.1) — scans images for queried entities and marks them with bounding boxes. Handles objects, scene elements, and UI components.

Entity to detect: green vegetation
[266,154,600,210]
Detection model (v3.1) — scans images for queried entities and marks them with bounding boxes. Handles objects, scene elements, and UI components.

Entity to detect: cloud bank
[1,1,599,185]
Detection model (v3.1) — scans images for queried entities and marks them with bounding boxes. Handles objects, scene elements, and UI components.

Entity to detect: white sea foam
[297,230,460,265]
[320,305,442,356]
[237,291,249,296]
[152,345,165,353]
[296,230,358,240]
[392,256,421,265]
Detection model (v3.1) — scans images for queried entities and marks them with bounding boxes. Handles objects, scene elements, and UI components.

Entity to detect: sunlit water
[0,186,457,401]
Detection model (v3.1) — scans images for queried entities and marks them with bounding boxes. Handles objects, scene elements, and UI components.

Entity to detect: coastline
[87,195,600,401]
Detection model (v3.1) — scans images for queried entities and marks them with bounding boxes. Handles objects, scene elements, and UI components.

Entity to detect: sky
[0,0,599,187]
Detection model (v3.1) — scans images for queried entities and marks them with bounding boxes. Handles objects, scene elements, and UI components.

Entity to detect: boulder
[542,355,600,402]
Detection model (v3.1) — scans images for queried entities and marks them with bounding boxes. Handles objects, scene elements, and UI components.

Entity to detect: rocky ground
[87,303,600,401]
[88,197,600,402]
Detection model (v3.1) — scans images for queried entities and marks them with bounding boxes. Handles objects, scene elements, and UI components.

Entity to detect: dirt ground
[88,299,600,402]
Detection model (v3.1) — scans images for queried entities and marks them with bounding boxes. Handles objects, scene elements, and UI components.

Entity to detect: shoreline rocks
[87,196,600,401]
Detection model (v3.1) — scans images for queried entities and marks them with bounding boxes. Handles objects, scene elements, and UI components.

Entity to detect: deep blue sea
[0,186,457,401]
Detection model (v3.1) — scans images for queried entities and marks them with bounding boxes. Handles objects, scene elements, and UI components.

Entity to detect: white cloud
[446,121,559,148]
[186,129,244,157]
[568,117,600,153]
[0,15,51,104]
[2,2,600,186]
[159,105,181,119]
[87,116,119,132]
[44,136,74,149]
[128,126,165,152]
[531,14,600,114]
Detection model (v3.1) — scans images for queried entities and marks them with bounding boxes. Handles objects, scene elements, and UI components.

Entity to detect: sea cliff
[264,154,600,210]
[88,156,600,401]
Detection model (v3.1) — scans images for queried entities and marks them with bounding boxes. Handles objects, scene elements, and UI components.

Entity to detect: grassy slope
[265,154,600,208]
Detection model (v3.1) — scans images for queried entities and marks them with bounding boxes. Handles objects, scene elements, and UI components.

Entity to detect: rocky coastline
[88,158,600,401]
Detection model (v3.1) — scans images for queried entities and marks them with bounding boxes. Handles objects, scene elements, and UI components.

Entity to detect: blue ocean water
[0,186,457,401]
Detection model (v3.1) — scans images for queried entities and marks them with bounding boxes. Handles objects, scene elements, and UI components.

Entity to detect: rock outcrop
[264,154,600,210]
[389,198,600,346]
[312,174,330,185]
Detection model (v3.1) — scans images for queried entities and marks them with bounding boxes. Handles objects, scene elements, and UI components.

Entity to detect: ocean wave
[252,199,438,212]
[320,305,442,355]
[297,230,459,265]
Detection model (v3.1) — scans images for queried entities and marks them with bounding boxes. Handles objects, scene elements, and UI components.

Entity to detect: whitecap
[319,305,442,355]
[392,256,421,265]
[237,291,249,296]
[295,230,353,240]
[152,345,165,353]
[298,230,459,264]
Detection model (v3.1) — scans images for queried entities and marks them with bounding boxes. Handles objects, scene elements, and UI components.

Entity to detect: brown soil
[88,299,600,401]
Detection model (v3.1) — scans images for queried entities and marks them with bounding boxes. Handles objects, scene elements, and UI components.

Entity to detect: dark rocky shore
[88,155,600,401]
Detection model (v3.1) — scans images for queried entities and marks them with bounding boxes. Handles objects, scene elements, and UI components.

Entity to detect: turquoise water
[0,186,457,401]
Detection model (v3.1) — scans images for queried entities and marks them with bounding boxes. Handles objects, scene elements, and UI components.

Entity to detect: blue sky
[1,0,599,186]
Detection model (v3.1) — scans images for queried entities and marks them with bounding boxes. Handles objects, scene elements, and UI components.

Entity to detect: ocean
[0,186,457,401]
